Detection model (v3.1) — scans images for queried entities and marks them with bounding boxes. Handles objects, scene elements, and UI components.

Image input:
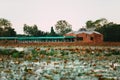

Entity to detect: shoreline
[0,42,120,47]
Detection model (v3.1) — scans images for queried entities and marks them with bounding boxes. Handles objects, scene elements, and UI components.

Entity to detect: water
[0,46,120,80]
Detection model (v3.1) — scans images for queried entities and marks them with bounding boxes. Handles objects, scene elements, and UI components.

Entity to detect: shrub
[104,53,112,56]
[111,50,120,55]
[12,52,20,58]
[19,51,24,57]
[3,49,10,55]
[60,51,69,56]
[40,50,46,55]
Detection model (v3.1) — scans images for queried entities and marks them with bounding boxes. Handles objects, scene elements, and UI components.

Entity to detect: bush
[95,53,101,56]
[12,52,20,58]
[19,51,24,57]
[12,51,24,58]
[60,51,69,56]
[104,53,112,56]
[111,50,120,55]
[0,49,10,55]
[40,50,46,55]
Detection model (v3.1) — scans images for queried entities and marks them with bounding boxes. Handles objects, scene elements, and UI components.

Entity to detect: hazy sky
[0,0,120,34]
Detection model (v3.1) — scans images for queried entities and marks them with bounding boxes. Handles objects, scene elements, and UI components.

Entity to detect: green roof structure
[0,37,17,40]
[0,36,75,40]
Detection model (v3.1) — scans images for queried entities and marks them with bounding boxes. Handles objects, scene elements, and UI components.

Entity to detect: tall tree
[2,27,16,37]
[86,18,108,30]
[23,24,49,36]
[49,27,58,36]
[23,24,39,36]
[95,22,120,41]
[0,18,16,37]
[86,20,93,29]
[0,18,11,28]
[55,20,72,35]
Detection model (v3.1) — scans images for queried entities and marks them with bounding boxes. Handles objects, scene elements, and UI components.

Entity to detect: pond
[0,46,120,80]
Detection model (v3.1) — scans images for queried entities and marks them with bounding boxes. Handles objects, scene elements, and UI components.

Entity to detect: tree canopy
[86,18,120,42]
[86,18,108,30]
[55,20,72,35]
[23,24,49,37]
[0,17,120,43]
[23,24,39,36]
[0,18,16,37]
[0,18,11,28]
[48,27,58,36]
[95,22,120,42]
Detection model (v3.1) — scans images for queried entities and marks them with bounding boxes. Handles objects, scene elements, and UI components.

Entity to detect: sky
[0,0,120,34]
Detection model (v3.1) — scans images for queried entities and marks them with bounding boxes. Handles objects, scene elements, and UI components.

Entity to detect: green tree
[95,22,120,41]
[0,27,3,36]
[36,30,49,37]
[49,27,58,36]
[2,27,16,37]
[23,24,49,36]
[23,24,39,36]
[55,20,72,35]
[0,18,16,37]
[86,18,108,29]
[0,18,11,28]
[86,20,93,29]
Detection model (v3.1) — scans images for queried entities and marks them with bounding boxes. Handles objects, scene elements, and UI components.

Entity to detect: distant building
[65,28,103,43]
[0,28,103,43]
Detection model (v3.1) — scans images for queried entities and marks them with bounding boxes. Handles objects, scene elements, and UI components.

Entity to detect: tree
[23,24,39,36]
[95,22,120,42]
[23,24,49,36]
[55,20,72,35]
[36,30,49,37]
[0,18,11,28]
[0,18,16,37]
[0,27,3,36]
[86,20,93,29]
[2,27,16,37]
[49,27,58,36]
[86,18,108,30]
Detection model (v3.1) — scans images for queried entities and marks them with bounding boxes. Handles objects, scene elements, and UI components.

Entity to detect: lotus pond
[0,46,120,80]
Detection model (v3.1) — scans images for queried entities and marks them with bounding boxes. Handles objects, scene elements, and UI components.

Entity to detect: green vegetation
[0,47,120,80]
[85,18,120,42]
[23,24,49,36]
[0,18,16,37]
[0,17,120,42]
[55,20,72,35]
[48,27,58,36]
[0,47,120,59]
[95,23,120,41]
[86,18,108,29]
[0,49,24,58]
[105,50,120,56]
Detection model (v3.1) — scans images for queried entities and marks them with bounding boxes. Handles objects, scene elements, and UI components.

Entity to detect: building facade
[65,28,103,43]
